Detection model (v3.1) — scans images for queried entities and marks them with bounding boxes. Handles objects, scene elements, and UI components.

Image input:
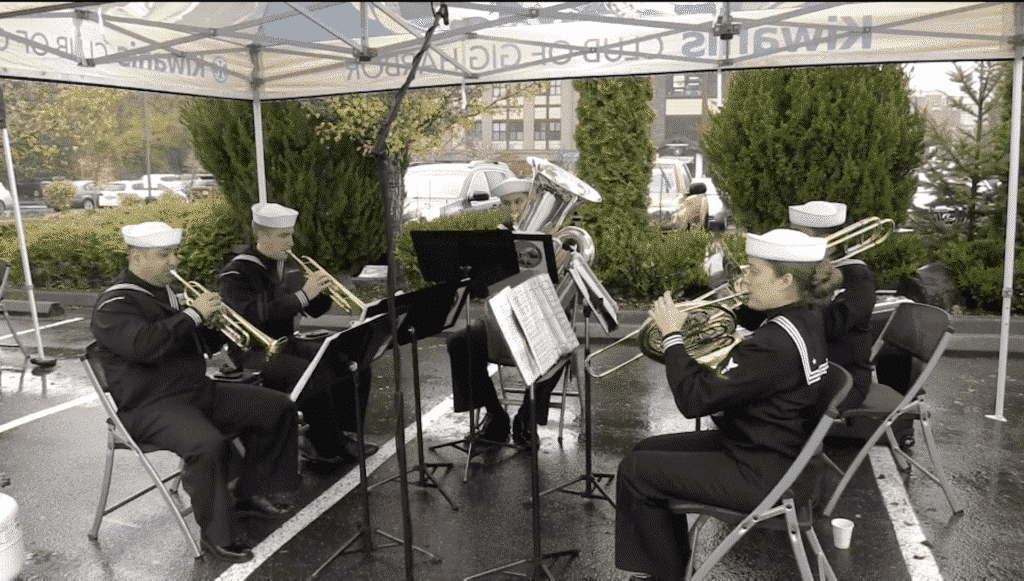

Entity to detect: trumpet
[584,288,747,379]
[169,271,287,355]
[826,216,894,260]
[287,251,366,315]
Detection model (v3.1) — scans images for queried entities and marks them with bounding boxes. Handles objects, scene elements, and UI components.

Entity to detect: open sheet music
[486,274,579,386]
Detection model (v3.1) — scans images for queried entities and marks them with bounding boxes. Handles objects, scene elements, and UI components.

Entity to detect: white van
[403,160,517,222]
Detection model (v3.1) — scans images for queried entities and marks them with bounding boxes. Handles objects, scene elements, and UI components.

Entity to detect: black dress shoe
[299,435,344,465]
[478,411,510,443]
[339,433,379,459]
[511,410,539,449]
[201,538,253,563]
[235,495,293,519]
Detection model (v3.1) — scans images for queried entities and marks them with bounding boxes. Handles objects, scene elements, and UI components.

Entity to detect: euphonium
[169,271,287,355]
[287,251,366,316]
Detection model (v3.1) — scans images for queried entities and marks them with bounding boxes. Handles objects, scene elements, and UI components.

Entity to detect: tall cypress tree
[181,99,385,273]
[701,65,926,233]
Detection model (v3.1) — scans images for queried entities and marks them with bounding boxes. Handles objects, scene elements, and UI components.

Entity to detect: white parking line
[0,393,98,434]
[0,316,84,341]
[216,396,455,581]
[869,447,944,580]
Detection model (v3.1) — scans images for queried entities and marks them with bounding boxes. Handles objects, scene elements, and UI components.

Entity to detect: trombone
[287,251,366,316]
[169,271,287,355]
[826,216,894,260]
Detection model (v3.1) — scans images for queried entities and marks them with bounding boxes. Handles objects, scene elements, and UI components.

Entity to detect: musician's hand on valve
[190,291,224,320]
[302,270,331,298]
[649,291,688,336]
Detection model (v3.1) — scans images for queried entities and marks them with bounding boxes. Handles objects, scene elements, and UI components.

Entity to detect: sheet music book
[568,253,619,333]
[487,273,578,386]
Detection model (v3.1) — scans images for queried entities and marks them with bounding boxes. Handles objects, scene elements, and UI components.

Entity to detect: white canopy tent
[0,2,1018,419]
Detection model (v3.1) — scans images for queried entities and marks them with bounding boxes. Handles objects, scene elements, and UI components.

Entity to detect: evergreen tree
[180,99,384,273]
[923,62,1006,242]
[701,65,925,233]
[572,77,662,296]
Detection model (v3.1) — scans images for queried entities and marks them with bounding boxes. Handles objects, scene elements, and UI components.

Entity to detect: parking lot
[1,301,1022,580]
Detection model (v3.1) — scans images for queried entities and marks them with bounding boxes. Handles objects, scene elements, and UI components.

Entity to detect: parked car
[179,173,218,198]
[648,157,697,229]
[690,177,730,230]
[403,160,517,222]
[64,180,101,209]
[0,181,11,213]
[139,173,187,199]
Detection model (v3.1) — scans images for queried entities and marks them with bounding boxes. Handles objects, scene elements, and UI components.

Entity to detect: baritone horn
[583,289,746,379]
[287,251,366,315]
[169,271,287,355]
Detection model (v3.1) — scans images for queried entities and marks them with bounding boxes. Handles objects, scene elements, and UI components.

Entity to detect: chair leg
[823,411,898,516]
[88,437,118,541]
[804,527,838,581]
[168,458,184,495]
[782,499,814,581]
[914,404,963,514]
[133,451,202,559]
[684,514,710,581]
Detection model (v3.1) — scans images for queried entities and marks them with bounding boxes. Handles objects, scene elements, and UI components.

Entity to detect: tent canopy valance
[0,2,1016,100]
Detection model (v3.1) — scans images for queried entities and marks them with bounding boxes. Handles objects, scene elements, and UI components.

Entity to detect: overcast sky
[905,61,965,96]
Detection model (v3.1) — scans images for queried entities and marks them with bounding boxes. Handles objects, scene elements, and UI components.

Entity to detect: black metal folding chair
[82,344,203,559]
[823,302,962,516]
[668,363,854,581]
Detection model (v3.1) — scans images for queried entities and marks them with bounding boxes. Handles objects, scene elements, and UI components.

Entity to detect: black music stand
[466,351,579,579]
[364,278,471,510]
[539,304,616,508]
[308,312,441,580]
[412,230,525,481]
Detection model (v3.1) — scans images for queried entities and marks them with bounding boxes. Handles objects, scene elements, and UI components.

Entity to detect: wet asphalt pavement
[0,299,1022,580]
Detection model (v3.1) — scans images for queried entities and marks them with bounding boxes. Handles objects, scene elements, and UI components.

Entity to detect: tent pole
[988,13,1024,422]
[0,87,56,368]
[250,45,268,205]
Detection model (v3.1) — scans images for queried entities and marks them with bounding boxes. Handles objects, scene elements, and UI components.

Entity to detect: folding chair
[0,260,33,391]
[492,355,581,444]
[823,302,962,516]
[82,344,203,559]
[668,363,853,581]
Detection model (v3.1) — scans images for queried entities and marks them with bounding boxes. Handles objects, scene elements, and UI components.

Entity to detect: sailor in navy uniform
[615,229,841,581]
[90,222,299,563]
[219,203,376,464]
[789,201,877,411]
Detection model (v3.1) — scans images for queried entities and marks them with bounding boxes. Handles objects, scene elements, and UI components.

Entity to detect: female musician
[615,229,842,581]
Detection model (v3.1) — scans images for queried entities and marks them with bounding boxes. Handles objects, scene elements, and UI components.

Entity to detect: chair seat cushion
[840,382,913,419]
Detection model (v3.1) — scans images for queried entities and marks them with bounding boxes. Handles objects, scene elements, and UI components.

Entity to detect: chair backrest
[870,302,953,392]
[81,342,126,432]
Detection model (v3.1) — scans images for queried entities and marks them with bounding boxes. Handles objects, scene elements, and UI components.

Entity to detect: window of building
[492,120,524,150]
[534,82,562,150]
[491,83,525,150]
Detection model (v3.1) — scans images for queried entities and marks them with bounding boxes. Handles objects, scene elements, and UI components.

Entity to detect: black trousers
[447,320,565,423]
[245,337,373,458]
[615,431,788,580]
[120,382,299,546]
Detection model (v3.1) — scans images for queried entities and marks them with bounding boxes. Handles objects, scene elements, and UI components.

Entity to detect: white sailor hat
[121,222,182,248]
[789,201,847,229]
[746,228,826,263]
[251,203,298,228]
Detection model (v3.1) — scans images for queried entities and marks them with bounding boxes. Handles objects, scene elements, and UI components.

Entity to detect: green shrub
[43,181,76,211]
[119,192,144,206]
[0,195,243,291]
[858,231,930,290]
[934,237,1024,313]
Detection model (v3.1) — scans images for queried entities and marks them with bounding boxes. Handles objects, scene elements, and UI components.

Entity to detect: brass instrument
[287,251,366,316]
[169,271,287,355]
[826,216,895,260]
[584,289,747,379]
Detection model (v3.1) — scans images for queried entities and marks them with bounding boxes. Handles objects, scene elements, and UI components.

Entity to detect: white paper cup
[831,517,854,549]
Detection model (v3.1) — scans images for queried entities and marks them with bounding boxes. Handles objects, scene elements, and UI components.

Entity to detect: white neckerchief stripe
[231,254,266,269]
[103,283,153,297]
[770,315,828,384]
